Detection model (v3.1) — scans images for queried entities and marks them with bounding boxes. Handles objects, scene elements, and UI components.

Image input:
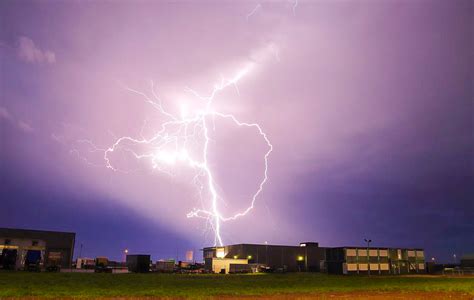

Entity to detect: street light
[364,239,372,276]
[124,249,129,262]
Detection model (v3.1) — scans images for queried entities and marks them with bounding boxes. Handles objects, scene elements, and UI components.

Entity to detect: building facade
[0,228,75,270]
[460,254,474,269]
[203,242,425,275]
[326,247,425,275]
[203,242,325,273]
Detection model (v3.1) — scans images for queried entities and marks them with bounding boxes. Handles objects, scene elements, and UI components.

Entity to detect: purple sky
[1,0,472,263]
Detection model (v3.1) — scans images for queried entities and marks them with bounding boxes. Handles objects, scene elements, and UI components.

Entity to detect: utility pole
[364,238,372,276]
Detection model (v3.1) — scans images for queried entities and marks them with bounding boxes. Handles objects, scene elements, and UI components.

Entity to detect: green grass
[0,272,473,298]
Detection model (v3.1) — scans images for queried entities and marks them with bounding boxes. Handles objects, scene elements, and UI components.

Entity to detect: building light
[300,243,306,247]
[233,255,238,259]
[247,255,252,259]
[297,256,304,261]
[216,247,225,258]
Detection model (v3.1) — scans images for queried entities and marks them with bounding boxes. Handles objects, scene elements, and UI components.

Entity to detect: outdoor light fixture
[247,255,252,259]
[233,255,238,259]
[216,247,225,258]
[297,256,304,261]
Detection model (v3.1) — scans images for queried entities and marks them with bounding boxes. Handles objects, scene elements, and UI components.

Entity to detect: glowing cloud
[90,63,272,246]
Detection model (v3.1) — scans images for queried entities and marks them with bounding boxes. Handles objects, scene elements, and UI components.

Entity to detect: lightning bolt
[246,3,262,21]
[98,63,272,246]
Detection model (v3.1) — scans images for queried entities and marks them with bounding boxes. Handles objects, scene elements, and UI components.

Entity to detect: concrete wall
[211,258,248,274]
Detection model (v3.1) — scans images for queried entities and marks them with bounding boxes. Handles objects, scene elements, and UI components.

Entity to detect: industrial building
[203,242,325,273]
[0,228,75,270]
[460,254,474,269]
[126,254,151,273]
[325,247,425,275]
[203,242,425,275]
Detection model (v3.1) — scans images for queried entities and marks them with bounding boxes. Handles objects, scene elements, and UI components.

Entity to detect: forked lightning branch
[100,63,272,246]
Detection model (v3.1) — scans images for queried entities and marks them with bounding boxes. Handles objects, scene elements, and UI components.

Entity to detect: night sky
[1,1,472,263]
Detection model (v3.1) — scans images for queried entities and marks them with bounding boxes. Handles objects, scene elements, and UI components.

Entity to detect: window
[4,239,11,245]
[346,256,357,263]
[369,256,379,263]
[369,250,378,257]
[216,247,225,258]
[32,241,39,246]
[346,249,357,256]
[347,263,357,271]
[370,263,379,270]
[204,250,214,259]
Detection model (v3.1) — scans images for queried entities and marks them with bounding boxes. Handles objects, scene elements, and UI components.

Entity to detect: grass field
[0,272,473,299]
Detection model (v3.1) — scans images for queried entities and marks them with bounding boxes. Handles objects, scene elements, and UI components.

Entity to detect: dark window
[32,241,39,246]
[346,256,357,263]
[204,250,214,259]
[4,239,11,245]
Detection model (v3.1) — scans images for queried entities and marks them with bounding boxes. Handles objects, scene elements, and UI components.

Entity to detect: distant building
[155,260,175,272]
[203,242,425,275]
[126,254,150,273]
[76,257,95,269]
[0,228,75,270]
[186,250,194,262]
[460,253,474,269]
[203,242,325,273]
[326,247,425,275]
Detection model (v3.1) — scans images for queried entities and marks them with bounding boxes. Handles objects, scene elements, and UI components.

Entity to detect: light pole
[364,239,372,276]
[453,254,457,264]
[124,249,128,263]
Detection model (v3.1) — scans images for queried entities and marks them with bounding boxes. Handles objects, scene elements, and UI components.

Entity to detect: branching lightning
[96,63,272,246]
[292,0,298,16]
[246,3,261,21]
